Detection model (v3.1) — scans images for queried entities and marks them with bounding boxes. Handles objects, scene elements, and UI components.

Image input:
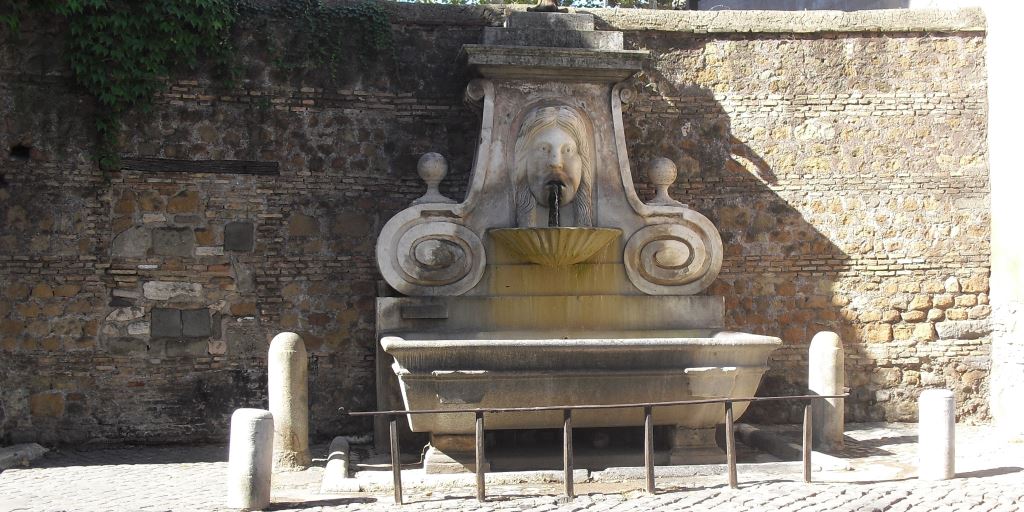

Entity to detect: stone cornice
[383,3,985,35]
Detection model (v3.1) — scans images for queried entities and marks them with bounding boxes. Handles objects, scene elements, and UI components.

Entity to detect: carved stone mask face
[525,125,583,207]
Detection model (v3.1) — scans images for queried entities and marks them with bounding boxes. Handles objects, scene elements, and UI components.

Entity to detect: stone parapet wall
[0,6,988,444]
[384,3,985,34]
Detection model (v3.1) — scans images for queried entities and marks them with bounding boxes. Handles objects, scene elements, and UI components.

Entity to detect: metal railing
[343,393,847,505]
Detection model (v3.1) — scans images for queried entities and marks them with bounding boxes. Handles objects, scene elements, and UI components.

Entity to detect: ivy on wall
[0,0,394,169]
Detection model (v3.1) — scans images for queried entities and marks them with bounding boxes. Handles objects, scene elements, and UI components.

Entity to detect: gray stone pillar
[918,388,955,481]
[808,331,844,451]
[268,332,311,469]
[227,408,274,510]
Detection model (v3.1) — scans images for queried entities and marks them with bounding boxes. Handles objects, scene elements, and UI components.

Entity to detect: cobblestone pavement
[2,423,1023,511]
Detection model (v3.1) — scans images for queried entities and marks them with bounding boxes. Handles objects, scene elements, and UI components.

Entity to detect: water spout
[547,181,563,227]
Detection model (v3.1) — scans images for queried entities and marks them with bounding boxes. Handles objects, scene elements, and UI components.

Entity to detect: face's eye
[564,145,575,155]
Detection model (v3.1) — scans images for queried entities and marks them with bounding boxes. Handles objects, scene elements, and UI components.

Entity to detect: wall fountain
[375,11,781,473]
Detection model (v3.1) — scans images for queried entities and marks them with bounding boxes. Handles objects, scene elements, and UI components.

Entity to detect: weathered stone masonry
[0,6,989,445]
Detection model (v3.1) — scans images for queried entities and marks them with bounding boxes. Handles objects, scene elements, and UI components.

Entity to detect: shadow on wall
[622,77,855,424]
[614,27,991,424]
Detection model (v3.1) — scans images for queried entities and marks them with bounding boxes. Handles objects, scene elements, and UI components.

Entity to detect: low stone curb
[343,468,590,492]
[0,444,48,472]
[735,424,852,471]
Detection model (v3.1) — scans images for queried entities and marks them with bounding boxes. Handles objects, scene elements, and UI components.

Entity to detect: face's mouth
[528,172,577,209]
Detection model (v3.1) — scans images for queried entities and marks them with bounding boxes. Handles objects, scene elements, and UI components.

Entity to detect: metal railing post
[475,411,486,501]
[644,405,655,494]
[390,418,403,505]
[725,401,738,489]
[563,409,574,500]
[343,393,849,503]
[802,403,812,483]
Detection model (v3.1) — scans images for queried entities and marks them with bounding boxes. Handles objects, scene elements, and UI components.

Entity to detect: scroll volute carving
[376,152,486,296]
[624,219,723,295]
[623,155,723,295]
[394,221,484,292]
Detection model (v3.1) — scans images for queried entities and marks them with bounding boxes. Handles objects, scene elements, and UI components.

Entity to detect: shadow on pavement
[29,445,228,468]
[833,434,916,458]
[269,497,377,510]
[956,467,1022,479]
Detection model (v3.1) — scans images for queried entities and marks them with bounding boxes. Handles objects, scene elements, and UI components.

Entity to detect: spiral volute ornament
[378,216,485,296]
[624,218,723,295]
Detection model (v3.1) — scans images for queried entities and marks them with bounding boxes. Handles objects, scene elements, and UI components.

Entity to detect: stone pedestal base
[424,434,491,474]
[668,427,725,465]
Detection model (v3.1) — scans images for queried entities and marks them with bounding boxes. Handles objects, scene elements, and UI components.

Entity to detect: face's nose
[548,146,564,169]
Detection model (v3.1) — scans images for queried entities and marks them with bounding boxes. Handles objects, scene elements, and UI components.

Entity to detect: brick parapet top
[384,3,985,35]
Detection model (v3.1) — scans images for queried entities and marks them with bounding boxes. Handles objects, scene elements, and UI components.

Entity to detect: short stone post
[227,408,274,510]
[320,436,360,493]
[919,389,955,480]
[809,331,844,451]
[268,332,311,469]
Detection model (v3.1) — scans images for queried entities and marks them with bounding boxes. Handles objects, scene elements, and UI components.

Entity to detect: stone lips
[489,227,621,267]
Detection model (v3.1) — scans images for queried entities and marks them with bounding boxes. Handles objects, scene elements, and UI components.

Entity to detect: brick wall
[0,6,989,445]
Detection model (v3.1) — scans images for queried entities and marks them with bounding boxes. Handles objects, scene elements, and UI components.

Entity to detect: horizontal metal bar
[341,394,848,417]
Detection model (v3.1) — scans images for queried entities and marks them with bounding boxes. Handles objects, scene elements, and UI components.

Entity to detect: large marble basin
[382,331,781,434]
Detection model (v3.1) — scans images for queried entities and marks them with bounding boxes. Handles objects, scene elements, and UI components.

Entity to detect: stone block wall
[0,5,989,445]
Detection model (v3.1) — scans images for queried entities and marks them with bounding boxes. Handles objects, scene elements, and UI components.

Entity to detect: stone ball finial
[418,152,447,185]
[412,152,456,205]
[646,157,685,207]
[528,0,568,12]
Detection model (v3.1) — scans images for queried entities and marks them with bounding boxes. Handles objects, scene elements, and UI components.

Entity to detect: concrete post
[268,332,311,469]
[808,331,844,451]
[227,408,274,510]
[918,388,955,480]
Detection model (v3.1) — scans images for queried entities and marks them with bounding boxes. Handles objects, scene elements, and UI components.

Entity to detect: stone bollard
[809,331,844,451]
[919,388,956,480]
[227,408,274,510]
[268,332,311,469]
[320,436,360,493]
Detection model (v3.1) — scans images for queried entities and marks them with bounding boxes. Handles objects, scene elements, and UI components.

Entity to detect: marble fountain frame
[373,12,781,473]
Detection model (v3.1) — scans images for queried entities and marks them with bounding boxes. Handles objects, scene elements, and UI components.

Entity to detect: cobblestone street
[2,423,1022,511]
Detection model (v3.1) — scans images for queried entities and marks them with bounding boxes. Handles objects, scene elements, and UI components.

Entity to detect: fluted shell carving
[490,227,621,267]
[624,218,723,295]
[379,218,485,296]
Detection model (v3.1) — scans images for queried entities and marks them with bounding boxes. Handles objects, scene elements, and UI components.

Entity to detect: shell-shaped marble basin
[490,227,621,266]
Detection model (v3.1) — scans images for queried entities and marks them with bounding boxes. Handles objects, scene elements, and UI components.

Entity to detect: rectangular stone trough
[382,332,781,434]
